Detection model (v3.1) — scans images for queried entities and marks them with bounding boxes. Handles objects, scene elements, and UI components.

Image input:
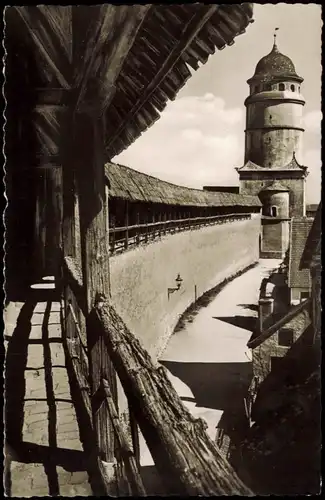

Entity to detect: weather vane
[274,27,279,45]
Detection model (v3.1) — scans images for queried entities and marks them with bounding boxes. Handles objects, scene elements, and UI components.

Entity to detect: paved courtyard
[4,289,92,497]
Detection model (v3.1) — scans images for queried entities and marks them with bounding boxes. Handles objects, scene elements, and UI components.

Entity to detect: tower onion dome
[247,42,303,84]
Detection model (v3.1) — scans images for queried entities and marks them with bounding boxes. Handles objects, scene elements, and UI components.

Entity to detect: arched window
[279,83,285,91]
[290,84,295,92]
[271,206,277,217]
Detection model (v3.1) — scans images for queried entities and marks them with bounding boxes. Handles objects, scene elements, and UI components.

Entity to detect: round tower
[259,181,290,218]
[244,35,305,168]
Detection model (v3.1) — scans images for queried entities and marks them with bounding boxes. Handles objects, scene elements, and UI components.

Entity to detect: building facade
[236,36,309,258]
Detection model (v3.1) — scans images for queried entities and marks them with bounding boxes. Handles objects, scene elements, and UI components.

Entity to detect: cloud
[303,110,322,134]
[114,94,244,189]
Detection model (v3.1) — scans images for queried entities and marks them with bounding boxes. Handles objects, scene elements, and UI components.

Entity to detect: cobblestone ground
[4,294,93,497]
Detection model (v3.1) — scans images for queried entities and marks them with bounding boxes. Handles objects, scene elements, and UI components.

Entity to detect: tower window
[279,83,285,91]
[271,206,277,217]
[290,84,295,92]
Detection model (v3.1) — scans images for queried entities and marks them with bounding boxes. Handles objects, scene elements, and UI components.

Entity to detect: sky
[114,4,322,203]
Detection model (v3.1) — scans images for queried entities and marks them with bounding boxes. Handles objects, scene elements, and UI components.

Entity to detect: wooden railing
[109,212,251,254]
[61,253,252,496]
[62,256,144,496]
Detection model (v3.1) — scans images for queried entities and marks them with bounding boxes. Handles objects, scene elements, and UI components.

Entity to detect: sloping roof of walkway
[105,162,262,208]
[104,4,255,158]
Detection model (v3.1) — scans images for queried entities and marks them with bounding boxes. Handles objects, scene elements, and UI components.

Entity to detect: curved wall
[110,215,261,362]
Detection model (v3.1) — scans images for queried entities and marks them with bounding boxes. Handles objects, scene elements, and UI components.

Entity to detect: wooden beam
[74,5,150,114]
[14,6,71,88]
[106,4,218,151]
[75,111,116,469]
[96,301,253,496]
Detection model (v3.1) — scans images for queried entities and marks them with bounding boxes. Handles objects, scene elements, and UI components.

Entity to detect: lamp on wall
[168,273,183,299]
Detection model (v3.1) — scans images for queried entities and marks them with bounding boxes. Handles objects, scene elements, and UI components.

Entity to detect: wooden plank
[102,379,146,496]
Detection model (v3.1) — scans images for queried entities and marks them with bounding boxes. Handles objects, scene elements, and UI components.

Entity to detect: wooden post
[136,212,140,245]
[111,215,116,254]
[152,210,155,240]
[124,200,129,250]
[163,211,167,235]
[145,210,149,243]
[75,110,116,465]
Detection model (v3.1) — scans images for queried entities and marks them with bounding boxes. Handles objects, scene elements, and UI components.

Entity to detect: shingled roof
[104,4,255,159]
[300,202,321,269]
[105,162,262,208]
[288,218,314,288]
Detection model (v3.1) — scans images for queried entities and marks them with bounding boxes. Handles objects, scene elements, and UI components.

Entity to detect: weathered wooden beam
[74,110,117,475]
[14,6,72,88]
[95,301,253,496]
[74,5,150,115]
[106,4,218,151]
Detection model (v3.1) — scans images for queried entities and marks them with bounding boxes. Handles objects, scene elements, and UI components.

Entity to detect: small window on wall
[300,291,310,301]
[279,83,285,91]
[290,84,295,92]
[271,206,277,217]
[278,328,294,347]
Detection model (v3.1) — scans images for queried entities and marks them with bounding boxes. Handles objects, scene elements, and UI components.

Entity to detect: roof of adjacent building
[247,298,311,349]
[300,202,322,269]
[288,217,314,288]
[105,162,262,208]
[247,42,303,84]
[243,339,321,495]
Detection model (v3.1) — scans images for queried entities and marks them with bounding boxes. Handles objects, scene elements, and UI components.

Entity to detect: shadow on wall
[160,360,253,413]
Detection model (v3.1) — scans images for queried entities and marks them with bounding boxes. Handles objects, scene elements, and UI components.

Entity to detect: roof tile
[288,218,314,288]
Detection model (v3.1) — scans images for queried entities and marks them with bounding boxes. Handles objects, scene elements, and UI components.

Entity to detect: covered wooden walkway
[5,5,255,496]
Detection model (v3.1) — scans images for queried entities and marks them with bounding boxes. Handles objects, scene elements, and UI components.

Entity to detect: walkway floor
[4,286,92,497]
[159,259,281,441]
[137,259,281,471]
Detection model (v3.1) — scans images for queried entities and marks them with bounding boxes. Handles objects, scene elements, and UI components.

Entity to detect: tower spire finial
[273,27,279,49]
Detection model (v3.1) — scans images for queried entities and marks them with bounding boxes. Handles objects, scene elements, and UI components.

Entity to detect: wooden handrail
[95,301,252,496]
[109,213,251,233]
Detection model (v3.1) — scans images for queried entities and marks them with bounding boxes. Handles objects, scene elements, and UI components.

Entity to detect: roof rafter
[105,4,219,153]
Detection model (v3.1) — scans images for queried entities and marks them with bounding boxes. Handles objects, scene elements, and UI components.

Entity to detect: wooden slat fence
[110,212,251,254]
